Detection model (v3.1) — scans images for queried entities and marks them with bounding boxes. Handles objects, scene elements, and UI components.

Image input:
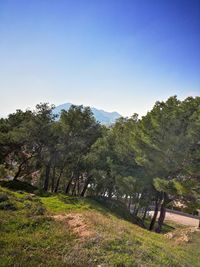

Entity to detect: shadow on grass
[40,193,134,224]
[90,197,148,228]
[89,196,133,220]
[143,218,176,233]
[0,180,37,193]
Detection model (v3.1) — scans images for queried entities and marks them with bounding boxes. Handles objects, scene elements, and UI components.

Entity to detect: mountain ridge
[53,103,122,124]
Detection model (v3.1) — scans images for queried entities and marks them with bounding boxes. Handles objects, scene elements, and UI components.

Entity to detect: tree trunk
[13,154,36,180]
[155,192,167,233]
[149,194,160,231]
[80,175,92,197]
[65,172,74,194]
[13,165,23,180]
[128,196,132,210]
[125,194,128,206]
[108,189,112,199]
[54,177,60,193]
[133,193,142,216]
[54,167,64,193]
[43,161,51,191]
[71,178,77,196]
[142,205,148,222]
[77,176,80,195]
[134,205,140,217]
[51,165,56,192]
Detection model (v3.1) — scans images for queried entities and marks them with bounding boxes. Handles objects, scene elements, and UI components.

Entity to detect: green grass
[41,194,106,213]
[0,186,200,267]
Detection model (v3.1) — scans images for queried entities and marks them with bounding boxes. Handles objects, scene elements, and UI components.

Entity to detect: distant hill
[53,103,121,124]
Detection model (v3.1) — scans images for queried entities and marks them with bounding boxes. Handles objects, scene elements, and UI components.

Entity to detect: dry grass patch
[53,213,94,239]
[165,226,200,244]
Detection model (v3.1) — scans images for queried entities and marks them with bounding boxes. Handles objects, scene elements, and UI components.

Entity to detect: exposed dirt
[52,213,94,239]
[165,226,199,244]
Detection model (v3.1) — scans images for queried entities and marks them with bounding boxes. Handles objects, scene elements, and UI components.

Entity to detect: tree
[136,96,200,232]
[55,105,102,194]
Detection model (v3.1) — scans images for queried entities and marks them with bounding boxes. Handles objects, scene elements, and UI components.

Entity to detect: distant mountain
[53,103,122,124]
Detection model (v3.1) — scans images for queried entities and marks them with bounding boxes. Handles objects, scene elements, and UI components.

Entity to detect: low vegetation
[0,186,200,267]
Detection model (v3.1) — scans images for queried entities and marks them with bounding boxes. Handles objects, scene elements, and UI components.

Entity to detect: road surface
[149,211,199,227]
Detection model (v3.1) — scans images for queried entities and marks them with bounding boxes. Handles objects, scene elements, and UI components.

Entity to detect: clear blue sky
[0,0,200,117]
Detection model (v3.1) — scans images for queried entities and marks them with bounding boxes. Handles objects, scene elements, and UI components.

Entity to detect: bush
[34,205,46,215]
[0,180,37,193]
[0,201,17,211]
[24,200,46,216]
[0,194,9,203]
[34,189,52,197]
[0,164,8,178]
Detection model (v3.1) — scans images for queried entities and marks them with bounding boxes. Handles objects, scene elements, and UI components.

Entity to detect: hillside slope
[0,186,200,267]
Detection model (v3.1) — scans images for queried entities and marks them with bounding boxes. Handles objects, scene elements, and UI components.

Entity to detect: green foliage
[0,97,200,233]
[153,178,177,195]
[0,164,9,178]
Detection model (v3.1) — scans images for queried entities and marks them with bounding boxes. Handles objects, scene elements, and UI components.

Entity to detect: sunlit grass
[40,194,106,213]
[0,186,200,267]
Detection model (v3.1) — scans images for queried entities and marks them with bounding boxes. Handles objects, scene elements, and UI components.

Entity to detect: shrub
[0,193,9,203]
[0,180,37,193]
[0,201,17,211]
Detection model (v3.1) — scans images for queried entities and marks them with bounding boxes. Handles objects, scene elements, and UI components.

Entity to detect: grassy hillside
[0,186,200,267]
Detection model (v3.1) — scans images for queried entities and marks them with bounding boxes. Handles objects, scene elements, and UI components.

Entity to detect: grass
[41,195,106,213]
[0,185,200,267]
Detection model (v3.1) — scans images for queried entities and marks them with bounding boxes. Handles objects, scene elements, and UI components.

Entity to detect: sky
[0,0,200,117]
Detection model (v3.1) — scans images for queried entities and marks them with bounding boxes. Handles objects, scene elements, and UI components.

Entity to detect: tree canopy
[0,96,200,232]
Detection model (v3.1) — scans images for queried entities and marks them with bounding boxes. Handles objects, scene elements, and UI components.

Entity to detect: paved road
[149,211,199,227]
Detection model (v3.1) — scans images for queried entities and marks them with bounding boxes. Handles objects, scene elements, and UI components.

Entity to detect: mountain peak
[53,103,121,124]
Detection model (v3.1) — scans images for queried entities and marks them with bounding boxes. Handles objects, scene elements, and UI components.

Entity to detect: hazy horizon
[1,94,200,119]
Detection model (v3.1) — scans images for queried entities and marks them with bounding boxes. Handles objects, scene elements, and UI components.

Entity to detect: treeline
[0,96,200,232]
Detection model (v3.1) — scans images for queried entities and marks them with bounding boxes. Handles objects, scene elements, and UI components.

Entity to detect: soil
[52,213,94,238]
